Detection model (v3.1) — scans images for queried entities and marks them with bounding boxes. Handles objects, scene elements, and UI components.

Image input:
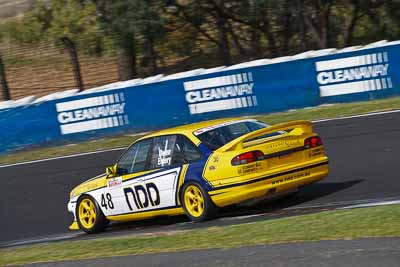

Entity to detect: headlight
[70,191,76,199]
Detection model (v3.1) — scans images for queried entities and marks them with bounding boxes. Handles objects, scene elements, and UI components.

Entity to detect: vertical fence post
[60,37,84,92]
[0,53,11,101]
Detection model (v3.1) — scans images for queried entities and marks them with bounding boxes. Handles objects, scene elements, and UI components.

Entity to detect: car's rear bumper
[209,159,329,207]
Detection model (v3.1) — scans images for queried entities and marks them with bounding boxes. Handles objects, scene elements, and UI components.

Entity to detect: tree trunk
[303,1,332,49]
[297,1,308,51]
[250,28,263,58]
[321,3,332,48]
[344,0,360,47]
[117,42,137,81]
[216,16,231,65]
[228,23,247,58]
[280,0,292,56]
[147,35,159,75]
[261,16,279,57]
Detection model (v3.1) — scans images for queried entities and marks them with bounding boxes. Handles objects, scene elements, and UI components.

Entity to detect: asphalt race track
[24,238,400,267]
[1,111,400,246]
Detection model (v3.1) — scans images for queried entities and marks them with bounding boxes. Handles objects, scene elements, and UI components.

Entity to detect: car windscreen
[196,121,274,151]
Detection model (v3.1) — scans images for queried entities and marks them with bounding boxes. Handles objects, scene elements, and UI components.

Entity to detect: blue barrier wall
[0,42,398,154]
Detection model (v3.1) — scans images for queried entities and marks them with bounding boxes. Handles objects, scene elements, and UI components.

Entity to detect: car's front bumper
[67,200,76,214]
[67,199,79,230]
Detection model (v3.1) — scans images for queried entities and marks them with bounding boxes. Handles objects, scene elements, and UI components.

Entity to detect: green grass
[254,96,400,124]
[1,96,400,165]
[1,204,400,266]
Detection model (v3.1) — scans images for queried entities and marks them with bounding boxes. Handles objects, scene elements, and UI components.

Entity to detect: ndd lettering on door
[123,182,160,210]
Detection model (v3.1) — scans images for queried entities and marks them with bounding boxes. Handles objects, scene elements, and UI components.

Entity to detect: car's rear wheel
[181,183,217,222]
[76,195,108,234]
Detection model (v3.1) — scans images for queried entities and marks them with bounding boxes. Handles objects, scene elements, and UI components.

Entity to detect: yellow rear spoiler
[217,120,313,152]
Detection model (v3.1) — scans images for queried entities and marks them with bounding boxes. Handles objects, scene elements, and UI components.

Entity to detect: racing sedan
[68,118,329,233]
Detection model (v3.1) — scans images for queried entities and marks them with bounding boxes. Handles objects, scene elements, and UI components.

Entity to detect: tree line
[0,0,399,80]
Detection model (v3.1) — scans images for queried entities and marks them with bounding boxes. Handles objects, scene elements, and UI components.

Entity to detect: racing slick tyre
[76,195,109,234]
[181,182,217,222]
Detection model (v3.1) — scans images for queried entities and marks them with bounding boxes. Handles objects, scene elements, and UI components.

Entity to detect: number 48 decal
[101,193,114,210]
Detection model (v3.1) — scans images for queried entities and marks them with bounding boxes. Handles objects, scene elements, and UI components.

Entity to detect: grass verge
[1,204,400,266]
[1,96,400,165]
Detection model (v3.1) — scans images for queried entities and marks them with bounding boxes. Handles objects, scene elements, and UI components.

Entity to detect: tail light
[231,150,265,166]
[304,136,323,148]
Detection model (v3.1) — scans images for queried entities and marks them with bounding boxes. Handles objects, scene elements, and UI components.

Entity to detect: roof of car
[139,117,246,139]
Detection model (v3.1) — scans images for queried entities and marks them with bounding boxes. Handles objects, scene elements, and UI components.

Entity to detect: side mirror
[106,165,117,178]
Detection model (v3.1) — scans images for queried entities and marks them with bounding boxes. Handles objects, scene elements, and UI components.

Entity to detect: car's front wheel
[181,182,217,222]
[76,195,108,234]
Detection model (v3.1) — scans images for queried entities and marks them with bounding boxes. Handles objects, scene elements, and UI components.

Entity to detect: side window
[117,139,152,175]
[228,123,250,138]
[246,121,267,131]
[176,135,203,162]
[197,128,229,150]
[148,135,203,169]
[149,135,177,169]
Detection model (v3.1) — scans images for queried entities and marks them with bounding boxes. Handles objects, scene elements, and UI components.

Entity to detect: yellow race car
[67,118,329,233]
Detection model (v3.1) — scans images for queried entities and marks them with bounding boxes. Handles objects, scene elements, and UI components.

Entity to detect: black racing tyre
[76,195,109,234]
[181,182,217,222]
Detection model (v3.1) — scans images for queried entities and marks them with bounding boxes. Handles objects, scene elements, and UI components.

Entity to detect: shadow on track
[82,179,364,239]
[221,179,364,217]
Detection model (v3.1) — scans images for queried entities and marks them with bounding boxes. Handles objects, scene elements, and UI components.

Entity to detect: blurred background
[0,0,399,100]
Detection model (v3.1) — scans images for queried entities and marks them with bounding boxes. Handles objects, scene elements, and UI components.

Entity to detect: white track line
[341,199,400,209]
[1,109,400,168]
[312,109,400,123]
[0,233,81,248]
[0,147,126,168]
[284,196,400,210]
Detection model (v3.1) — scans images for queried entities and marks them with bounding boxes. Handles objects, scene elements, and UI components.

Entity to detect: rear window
[197,121,274,151]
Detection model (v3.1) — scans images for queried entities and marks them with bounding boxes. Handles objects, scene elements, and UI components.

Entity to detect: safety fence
[0,39,120,100]
[0,41,399,154]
